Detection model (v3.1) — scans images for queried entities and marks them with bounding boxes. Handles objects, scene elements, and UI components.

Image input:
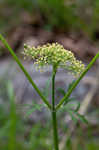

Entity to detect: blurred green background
[1,0,99,37]
[0,0,99,150]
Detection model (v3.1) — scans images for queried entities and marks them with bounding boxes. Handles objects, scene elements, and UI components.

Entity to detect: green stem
[52,111,59,150]
[0,34,51,110]
[52,66,59,150]
[56,52,99,110]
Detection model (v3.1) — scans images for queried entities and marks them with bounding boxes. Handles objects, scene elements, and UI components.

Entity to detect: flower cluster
[23,43,85,76]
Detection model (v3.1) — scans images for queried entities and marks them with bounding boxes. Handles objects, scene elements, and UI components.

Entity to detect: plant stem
[52,66,59,150]
[56,52,99,110]
[0,34,51,110]
[52,111,59,150]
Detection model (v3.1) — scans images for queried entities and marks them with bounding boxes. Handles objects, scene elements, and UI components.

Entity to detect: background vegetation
[1,0,99,37]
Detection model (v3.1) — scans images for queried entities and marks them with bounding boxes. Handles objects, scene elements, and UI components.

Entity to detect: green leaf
[57,81,76,107]
[66,101,80,112]
[25,108,37,117]
[63,97,76,105]
[23,104,33,107]
[24,101,45,108]
[65,103,77,110]
[42,77,51,98]
[66,105,88,124]
[67,80,76,91]
[57,87,76,106]
[74,102,80,112]
[65,137,72,150]
[7,80,14,100]
[57,88,66,96]
[60,101,79,113]
[63,102,88,124]
[24,101,47,117]
[57,80,75,96]
[75,112,88,124]
[67,110,78,124]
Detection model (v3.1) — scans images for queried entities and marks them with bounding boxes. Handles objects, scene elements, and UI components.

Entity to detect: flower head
[23,43,85,76]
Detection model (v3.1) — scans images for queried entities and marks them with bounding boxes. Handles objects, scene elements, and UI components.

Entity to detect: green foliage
[35,0,78,30]
[23,77,52,117]
[0,81,24,150]
[65,137,72,150]
[91,0,99,36]
[60,99,88,124]
[0,0,35,34]
[24,101,45,117]
[0,80,52,150]
[0,69,99,150]
[67,80,76,91]
[42,77,51,98]
[1,0,99,37]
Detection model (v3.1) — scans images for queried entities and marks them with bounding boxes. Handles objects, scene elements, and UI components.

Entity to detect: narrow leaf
[63,97,76,105]
[57,88,66,96]
[67,80,76,91]
[42,77,51,98]
[25,108,36,117]
[75,112,88,124]
[74,102,80,112]
[67,110,78,124]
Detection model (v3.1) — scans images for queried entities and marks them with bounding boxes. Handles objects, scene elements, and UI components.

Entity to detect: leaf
[75,112,88,124]
[42,77,51,98]
[25,108,37,117]
[74,102,80,112]
[65,103,77,110]
[65,137,72,150]
[57,88,66,96]
[57,87,76,106]
[60,101,78,113]
[23,104,33,107]
[24,101,46,117]
[0,121,11,137]
[63,97,76,105]
[66,101,80,112]
[7,80,14,100]
[24,101,45,109]
[34,104,43,111]
[67,80,76,91]
[66,108,88,124]
[67,110,78,124]
[31,101,46,109]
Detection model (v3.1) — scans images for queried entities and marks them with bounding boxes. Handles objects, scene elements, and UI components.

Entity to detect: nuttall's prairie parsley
[23,43,85,76]
[1,34,99,150]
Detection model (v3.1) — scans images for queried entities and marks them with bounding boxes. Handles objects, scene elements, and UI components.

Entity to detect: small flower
[23,43,85,76]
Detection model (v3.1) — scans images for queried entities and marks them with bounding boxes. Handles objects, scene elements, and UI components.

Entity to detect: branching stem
[0,34,51,110]
[56,52,99,110]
